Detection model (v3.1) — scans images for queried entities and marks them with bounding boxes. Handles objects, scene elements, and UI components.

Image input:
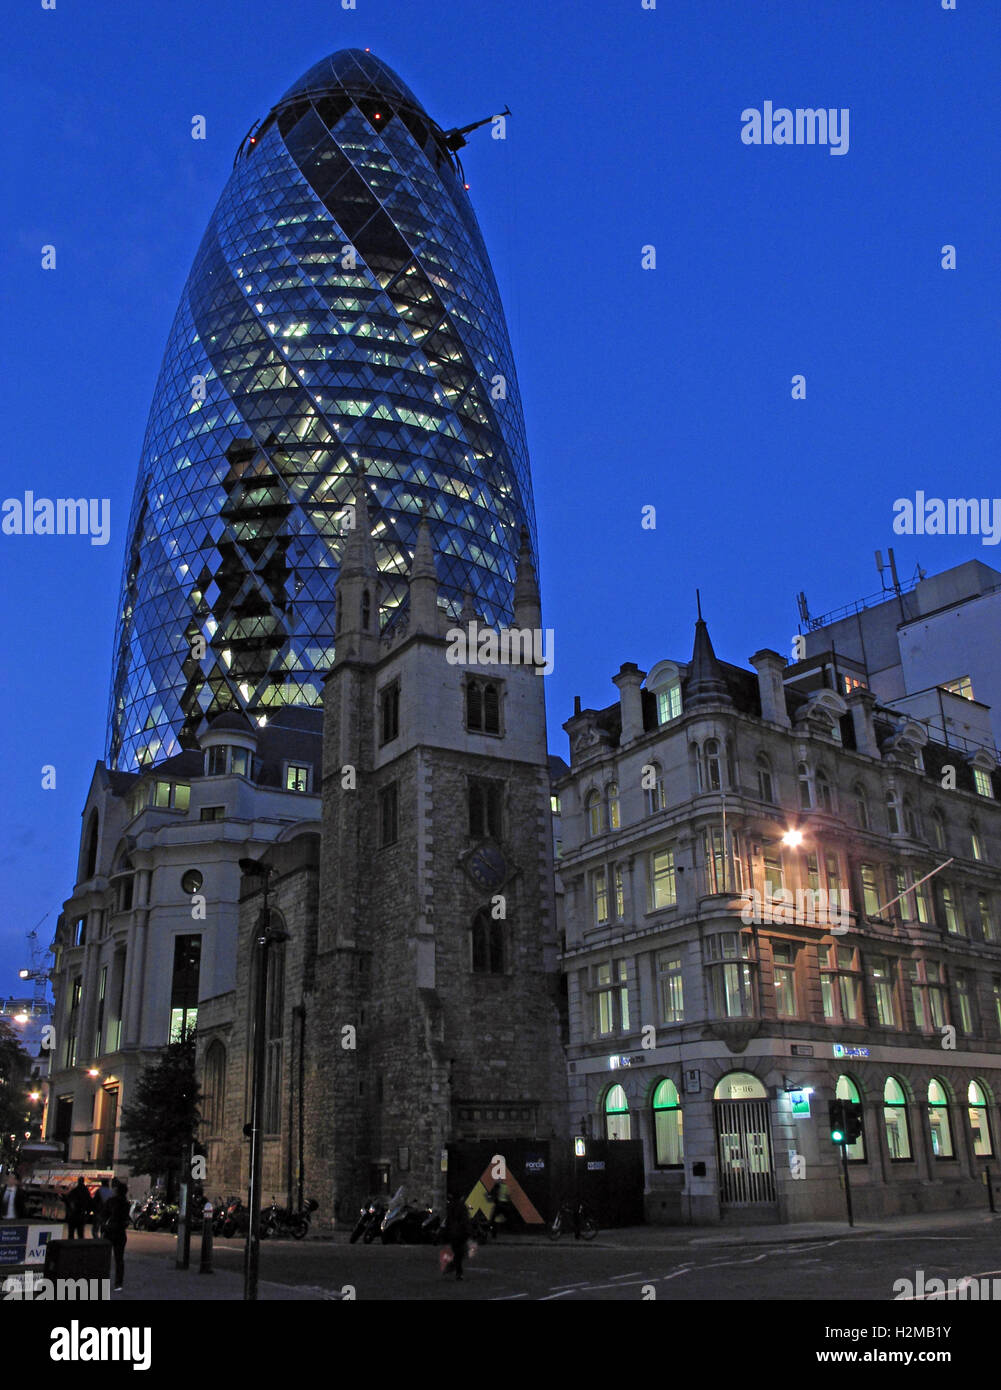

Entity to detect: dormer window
[657,683,682,724]
[205,745,251,778]
[647,660,684,727]
[285,763,311,794]
[974,768,994,799]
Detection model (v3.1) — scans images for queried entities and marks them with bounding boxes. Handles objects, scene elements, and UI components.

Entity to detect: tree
[0,1017,31,1168]
[120,1034,201,1199]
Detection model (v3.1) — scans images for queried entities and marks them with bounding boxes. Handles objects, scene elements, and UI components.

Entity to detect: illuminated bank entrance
[713,1072,776,1208]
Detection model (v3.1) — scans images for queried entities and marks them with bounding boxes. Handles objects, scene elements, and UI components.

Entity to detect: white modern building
[43,708,321,1173]
[801,559,1001,758]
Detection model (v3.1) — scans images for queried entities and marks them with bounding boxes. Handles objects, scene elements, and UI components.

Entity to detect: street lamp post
[238,857,288,1302]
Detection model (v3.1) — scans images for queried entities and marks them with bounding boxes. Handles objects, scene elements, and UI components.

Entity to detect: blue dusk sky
[1,0,999,986]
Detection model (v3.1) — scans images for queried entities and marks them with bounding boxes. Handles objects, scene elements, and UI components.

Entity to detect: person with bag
[442,1194,471,1282]
[101,1180,130,1292]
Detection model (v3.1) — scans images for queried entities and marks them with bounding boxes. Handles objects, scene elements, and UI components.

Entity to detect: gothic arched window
[471,910,505,974]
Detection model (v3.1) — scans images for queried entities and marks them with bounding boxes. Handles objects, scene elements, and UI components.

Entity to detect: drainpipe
[295,1004,306,1212]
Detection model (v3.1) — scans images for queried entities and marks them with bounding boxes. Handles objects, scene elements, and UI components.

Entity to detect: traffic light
[829,1099,863,1145]
[842,1101,863,1144]
[828,1099,847,1143]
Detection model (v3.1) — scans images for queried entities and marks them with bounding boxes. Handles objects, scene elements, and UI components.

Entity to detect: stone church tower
[202,484,568,1217]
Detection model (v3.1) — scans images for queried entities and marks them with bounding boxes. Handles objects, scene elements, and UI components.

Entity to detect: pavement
[76,1204,1000,1300]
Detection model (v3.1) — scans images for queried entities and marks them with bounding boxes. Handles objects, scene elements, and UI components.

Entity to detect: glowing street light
[781,828,804,848]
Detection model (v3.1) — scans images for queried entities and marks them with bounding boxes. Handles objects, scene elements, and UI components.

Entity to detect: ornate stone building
[557,610,1001,1224]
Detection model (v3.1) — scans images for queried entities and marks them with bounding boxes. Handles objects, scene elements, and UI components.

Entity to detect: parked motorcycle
[380,1190,436,1245]
[133,1192,168,1232]
[259,1196,319,1240]
[210,1197,229,1236]
[221,1196,249,1238]
[349,1198,387,1244]
[421,1208,443,1244]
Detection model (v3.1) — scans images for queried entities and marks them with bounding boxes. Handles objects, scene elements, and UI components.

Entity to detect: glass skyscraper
[108,48,536,771]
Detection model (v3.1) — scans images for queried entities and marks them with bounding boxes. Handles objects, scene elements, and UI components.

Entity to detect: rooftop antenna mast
[875,548,903,598]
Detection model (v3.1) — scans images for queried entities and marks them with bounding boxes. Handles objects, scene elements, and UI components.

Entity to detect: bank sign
[0,1224,61,1266]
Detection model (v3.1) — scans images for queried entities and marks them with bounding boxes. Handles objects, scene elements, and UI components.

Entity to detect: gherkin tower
[108,49,536,771]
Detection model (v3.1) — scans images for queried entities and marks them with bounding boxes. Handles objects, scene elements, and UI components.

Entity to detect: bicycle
[547,1198,598,1241]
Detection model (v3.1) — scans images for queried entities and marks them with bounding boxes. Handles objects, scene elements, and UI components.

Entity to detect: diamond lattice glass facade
[108,48,536,771]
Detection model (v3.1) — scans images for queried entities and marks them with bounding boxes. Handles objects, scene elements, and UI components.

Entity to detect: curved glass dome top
[276,48,425,110]
[108,49,536,771]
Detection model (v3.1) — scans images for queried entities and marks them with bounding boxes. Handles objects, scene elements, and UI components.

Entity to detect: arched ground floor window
[652,1079,683,1167]
[883,1077,911,1160]
[968,1080,995,1158]
[605,1083,631,1140]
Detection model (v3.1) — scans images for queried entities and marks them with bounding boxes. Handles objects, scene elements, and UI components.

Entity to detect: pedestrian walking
[102,1180,130,1291]
[91,1178,113,1238]
[443,1194,471,1282]
[489,1178,515,1235]
[1,1172,27,1220]
[64,1177,90,1239]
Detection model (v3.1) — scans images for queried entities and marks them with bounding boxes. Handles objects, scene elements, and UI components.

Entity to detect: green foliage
[119,1034,201,1197]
